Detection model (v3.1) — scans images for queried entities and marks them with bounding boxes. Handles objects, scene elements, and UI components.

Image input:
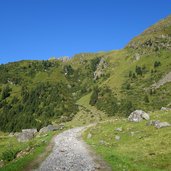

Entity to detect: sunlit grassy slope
[83,110,171,171]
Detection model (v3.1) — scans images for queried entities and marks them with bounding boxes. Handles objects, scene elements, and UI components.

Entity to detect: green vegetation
[0,82,78,132]
[0,15,171,170]
[2,149,19,162]
[83,110,171,171]
[0,129,64,171]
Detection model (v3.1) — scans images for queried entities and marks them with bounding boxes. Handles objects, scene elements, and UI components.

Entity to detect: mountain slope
[0,15,171,132]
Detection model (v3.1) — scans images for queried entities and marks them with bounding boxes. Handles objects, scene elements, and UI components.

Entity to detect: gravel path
[35,127,111,171]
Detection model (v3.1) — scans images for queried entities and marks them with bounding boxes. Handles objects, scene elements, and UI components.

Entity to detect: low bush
[1,149,19,162]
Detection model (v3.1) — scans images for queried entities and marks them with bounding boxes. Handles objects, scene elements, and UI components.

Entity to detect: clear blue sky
[0,0,170,64]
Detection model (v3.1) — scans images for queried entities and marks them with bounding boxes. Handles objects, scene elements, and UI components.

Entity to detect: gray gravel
[35,127,111,171]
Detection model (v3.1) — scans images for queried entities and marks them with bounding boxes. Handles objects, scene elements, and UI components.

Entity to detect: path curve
[35,127,111,171]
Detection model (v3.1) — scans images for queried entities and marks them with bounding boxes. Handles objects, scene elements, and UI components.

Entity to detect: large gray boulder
[22,128,37,135]
[39,125,58,133]
[155,122,171,129]
[16,132,34,142]
[128,110,150,122]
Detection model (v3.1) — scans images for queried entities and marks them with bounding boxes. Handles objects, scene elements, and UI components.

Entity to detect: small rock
[87,133,92,139]
[99,140,105,145]
[115,135,120,141]
[130,132,135,136]
[60,149,66,153]
[0,160,4,168]
[14,132,20,136]
[95,164,101,169]
[9,132,14,137]
[16,150,28,158]
[25,147,31,152]
[115,127,122,132]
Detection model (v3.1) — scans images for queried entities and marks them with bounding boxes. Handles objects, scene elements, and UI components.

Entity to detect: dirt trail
[34,126,111,171]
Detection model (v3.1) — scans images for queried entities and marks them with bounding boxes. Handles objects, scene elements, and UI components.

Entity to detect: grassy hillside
[0,131,55,171]
[83,110,171,171]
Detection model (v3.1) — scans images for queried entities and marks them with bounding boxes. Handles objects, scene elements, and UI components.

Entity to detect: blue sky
[0,0,170,64]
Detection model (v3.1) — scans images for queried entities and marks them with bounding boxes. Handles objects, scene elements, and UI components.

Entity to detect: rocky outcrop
[127,35,171,53]
[152,71,171,89]
[128,110,150,122]
[126,15,171,57]
[94,58,107,80]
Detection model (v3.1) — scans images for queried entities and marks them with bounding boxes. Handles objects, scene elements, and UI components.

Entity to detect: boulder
[146,120,171,129]
[39,125,58,133]
[16,132,34,142]
[128,110,150,122]
[22,128,37,135]
[155,122,171,129]
[142,112,150,120]
[161,107,171,111]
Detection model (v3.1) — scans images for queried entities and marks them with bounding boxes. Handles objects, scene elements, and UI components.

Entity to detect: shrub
[144,94,150,103]
[1,149,19,162]
[135,66,142,76]
[154,61,161,68]
[89,87,99,106]
[1,85,12,100]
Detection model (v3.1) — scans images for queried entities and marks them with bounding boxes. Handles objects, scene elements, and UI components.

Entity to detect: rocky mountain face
[0,15,171,132]
[126,15,171,58]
